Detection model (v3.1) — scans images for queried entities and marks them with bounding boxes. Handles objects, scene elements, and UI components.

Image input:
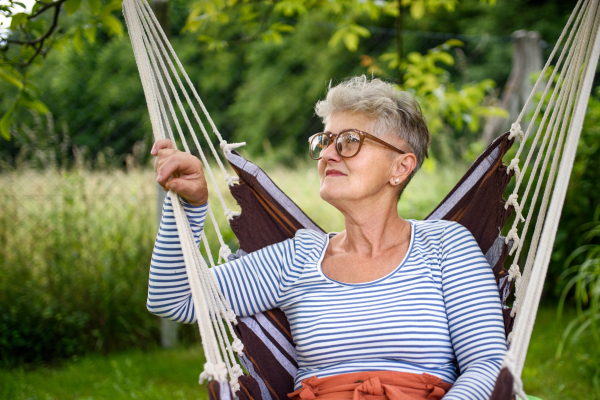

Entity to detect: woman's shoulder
[291,228,328,260]
[411,219,469,236]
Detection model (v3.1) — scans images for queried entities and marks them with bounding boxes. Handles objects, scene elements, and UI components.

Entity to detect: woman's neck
[334,195,409,257]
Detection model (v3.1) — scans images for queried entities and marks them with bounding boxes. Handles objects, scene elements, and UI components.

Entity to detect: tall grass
[0,169,158,364]
[0,162,465,365]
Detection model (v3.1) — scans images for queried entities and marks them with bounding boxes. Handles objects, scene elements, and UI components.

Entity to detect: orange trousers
[287,371,453,400]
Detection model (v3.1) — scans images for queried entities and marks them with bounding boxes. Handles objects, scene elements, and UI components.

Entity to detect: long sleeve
[147,194,302,323]
[147,194,208,323]
[439,222,508,400]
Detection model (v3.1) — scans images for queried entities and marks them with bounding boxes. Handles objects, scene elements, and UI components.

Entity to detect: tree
[0,0,125,139]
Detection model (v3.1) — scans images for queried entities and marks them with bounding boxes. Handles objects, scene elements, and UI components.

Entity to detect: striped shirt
[148,196,507,400]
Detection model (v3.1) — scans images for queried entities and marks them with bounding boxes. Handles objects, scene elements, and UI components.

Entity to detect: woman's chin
[319,185,350,204]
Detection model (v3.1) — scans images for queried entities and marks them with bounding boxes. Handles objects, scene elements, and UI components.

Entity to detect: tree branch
[8,1,63,46]
[29,0,67,20]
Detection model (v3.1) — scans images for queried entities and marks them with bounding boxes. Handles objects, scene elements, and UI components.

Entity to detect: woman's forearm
[441,358,503,400]
[146,194,208,323]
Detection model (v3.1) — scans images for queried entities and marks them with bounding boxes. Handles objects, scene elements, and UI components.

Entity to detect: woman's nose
[321,141,342,162]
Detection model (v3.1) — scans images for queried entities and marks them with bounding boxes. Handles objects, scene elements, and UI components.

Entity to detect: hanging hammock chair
[121,0,600,398]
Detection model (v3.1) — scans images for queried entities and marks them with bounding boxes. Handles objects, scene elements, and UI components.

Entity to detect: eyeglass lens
[310,131,362,160]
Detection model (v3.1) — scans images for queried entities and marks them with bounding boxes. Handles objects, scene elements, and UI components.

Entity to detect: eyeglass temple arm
[364,133,406,154]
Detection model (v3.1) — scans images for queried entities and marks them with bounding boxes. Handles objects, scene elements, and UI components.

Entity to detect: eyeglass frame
[308,129,406,160]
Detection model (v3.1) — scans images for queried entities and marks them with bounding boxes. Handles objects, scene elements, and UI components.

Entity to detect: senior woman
[147,76,507,400]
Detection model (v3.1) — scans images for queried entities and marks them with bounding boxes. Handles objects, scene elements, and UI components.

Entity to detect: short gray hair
[315,75,431,179]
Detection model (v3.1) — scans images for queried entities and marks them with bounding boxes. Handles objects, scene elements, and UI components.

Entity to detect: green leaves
[88,0,102,15]
[329,23,371,52]
[0,66,49,140]
[72,28,84,54]
[0,107,14,140]
[100,12,124,37]
[84,25,97,44]
[0,70,24,90]
[273,0,308,17]
[262,23,295,44]
[64,0,83,16]
[9,12,28,30]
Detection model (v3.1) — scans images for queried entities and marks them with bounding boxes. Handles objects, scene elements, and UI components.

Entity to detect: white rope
[501,2,600,397]
[508,0,592,318]
[123,0,244,393]
[510,0,586,135]
[137,0,245,174]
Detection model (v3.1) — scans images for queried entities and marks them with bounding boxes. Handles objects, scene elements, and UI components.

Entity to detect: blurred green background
[1,0,599,399]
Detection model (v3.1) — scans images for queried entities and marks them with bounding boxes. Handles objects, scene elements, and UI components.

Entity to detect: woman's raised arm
[146,140,300,323]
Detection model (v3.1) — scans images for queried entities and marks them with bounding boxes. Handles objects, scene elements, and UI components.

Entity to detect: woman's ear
[390,153,417,185]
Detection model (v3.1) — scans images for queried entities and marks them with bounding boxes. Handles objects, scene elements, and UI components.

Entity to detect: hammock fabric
[208,132,517,400]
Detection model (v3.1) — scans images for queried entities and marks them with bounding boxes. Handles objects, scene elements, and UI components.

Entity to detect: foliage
[0,0,125,139]
[548,88,600,300]
[0,167,158,365]
[182,0,495,52]
[556,205,600,382]
[367,39,507,158]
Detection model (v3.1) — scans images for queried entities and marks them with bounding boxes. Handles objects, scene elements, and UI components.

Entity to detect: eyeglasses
[308,129,406,160]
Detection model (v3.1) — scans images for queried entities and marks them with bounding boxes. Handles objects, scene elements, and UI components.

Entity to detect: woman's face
[318,112,408,208]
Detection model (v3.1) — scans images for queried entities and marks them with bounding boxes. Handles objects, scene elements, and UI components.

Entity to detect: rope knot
[224,208,240,222]
[219,243,232,261]
[508,122,524,140]
[199,362,216,384]
[505,227,520,249]
[222,309,237,323]
[214,362,228,382]
[231,364,244,378]
[507,158,521,179]
[505,194,525,222]
[230,339,244,356]
[224,173,239,186]
[507,263,521,282]
[220,141,246,153]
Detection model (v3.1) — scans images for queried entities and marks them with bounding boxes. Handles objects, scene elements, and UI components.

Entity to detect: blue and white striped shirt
[148,196,507,399]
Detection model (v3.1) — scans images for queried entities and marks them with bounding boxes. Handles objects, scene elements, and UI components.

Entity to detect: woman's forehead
[325,112,374,133]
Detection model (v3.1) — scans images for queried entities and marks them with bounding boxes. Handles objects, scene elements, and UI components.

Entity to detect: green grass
[523,307,600,400]
[0,345,208,400]
[1,307,597,400]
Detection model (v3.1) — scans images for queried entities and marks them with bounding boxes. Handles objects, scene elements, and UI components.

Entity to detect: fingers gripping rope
[505,194,526,222]
[508,122,524,141]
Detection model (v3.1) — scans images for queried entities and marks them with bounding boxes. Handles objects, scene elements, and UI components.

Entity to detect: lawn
[1,307,597,400]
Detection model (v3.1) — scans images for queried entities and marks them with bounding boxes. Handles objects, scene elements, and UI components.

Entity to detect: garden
[1,0,599,399]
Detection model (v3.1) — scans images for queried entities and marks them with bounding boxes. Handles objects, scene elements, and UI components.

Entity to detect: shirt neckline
[316,220,416,287]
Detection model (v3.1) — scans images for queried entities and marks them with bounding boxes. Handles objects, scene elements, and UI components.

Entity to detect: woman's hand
[151,139,209,206]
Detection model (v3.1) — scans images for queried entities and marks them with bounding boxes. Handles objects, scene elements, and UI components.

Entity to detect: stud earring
[395,178,400,184]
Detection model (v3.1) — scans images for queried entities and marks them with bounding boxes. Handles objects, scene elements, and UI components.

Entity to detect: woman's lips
[325,169,346,177]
